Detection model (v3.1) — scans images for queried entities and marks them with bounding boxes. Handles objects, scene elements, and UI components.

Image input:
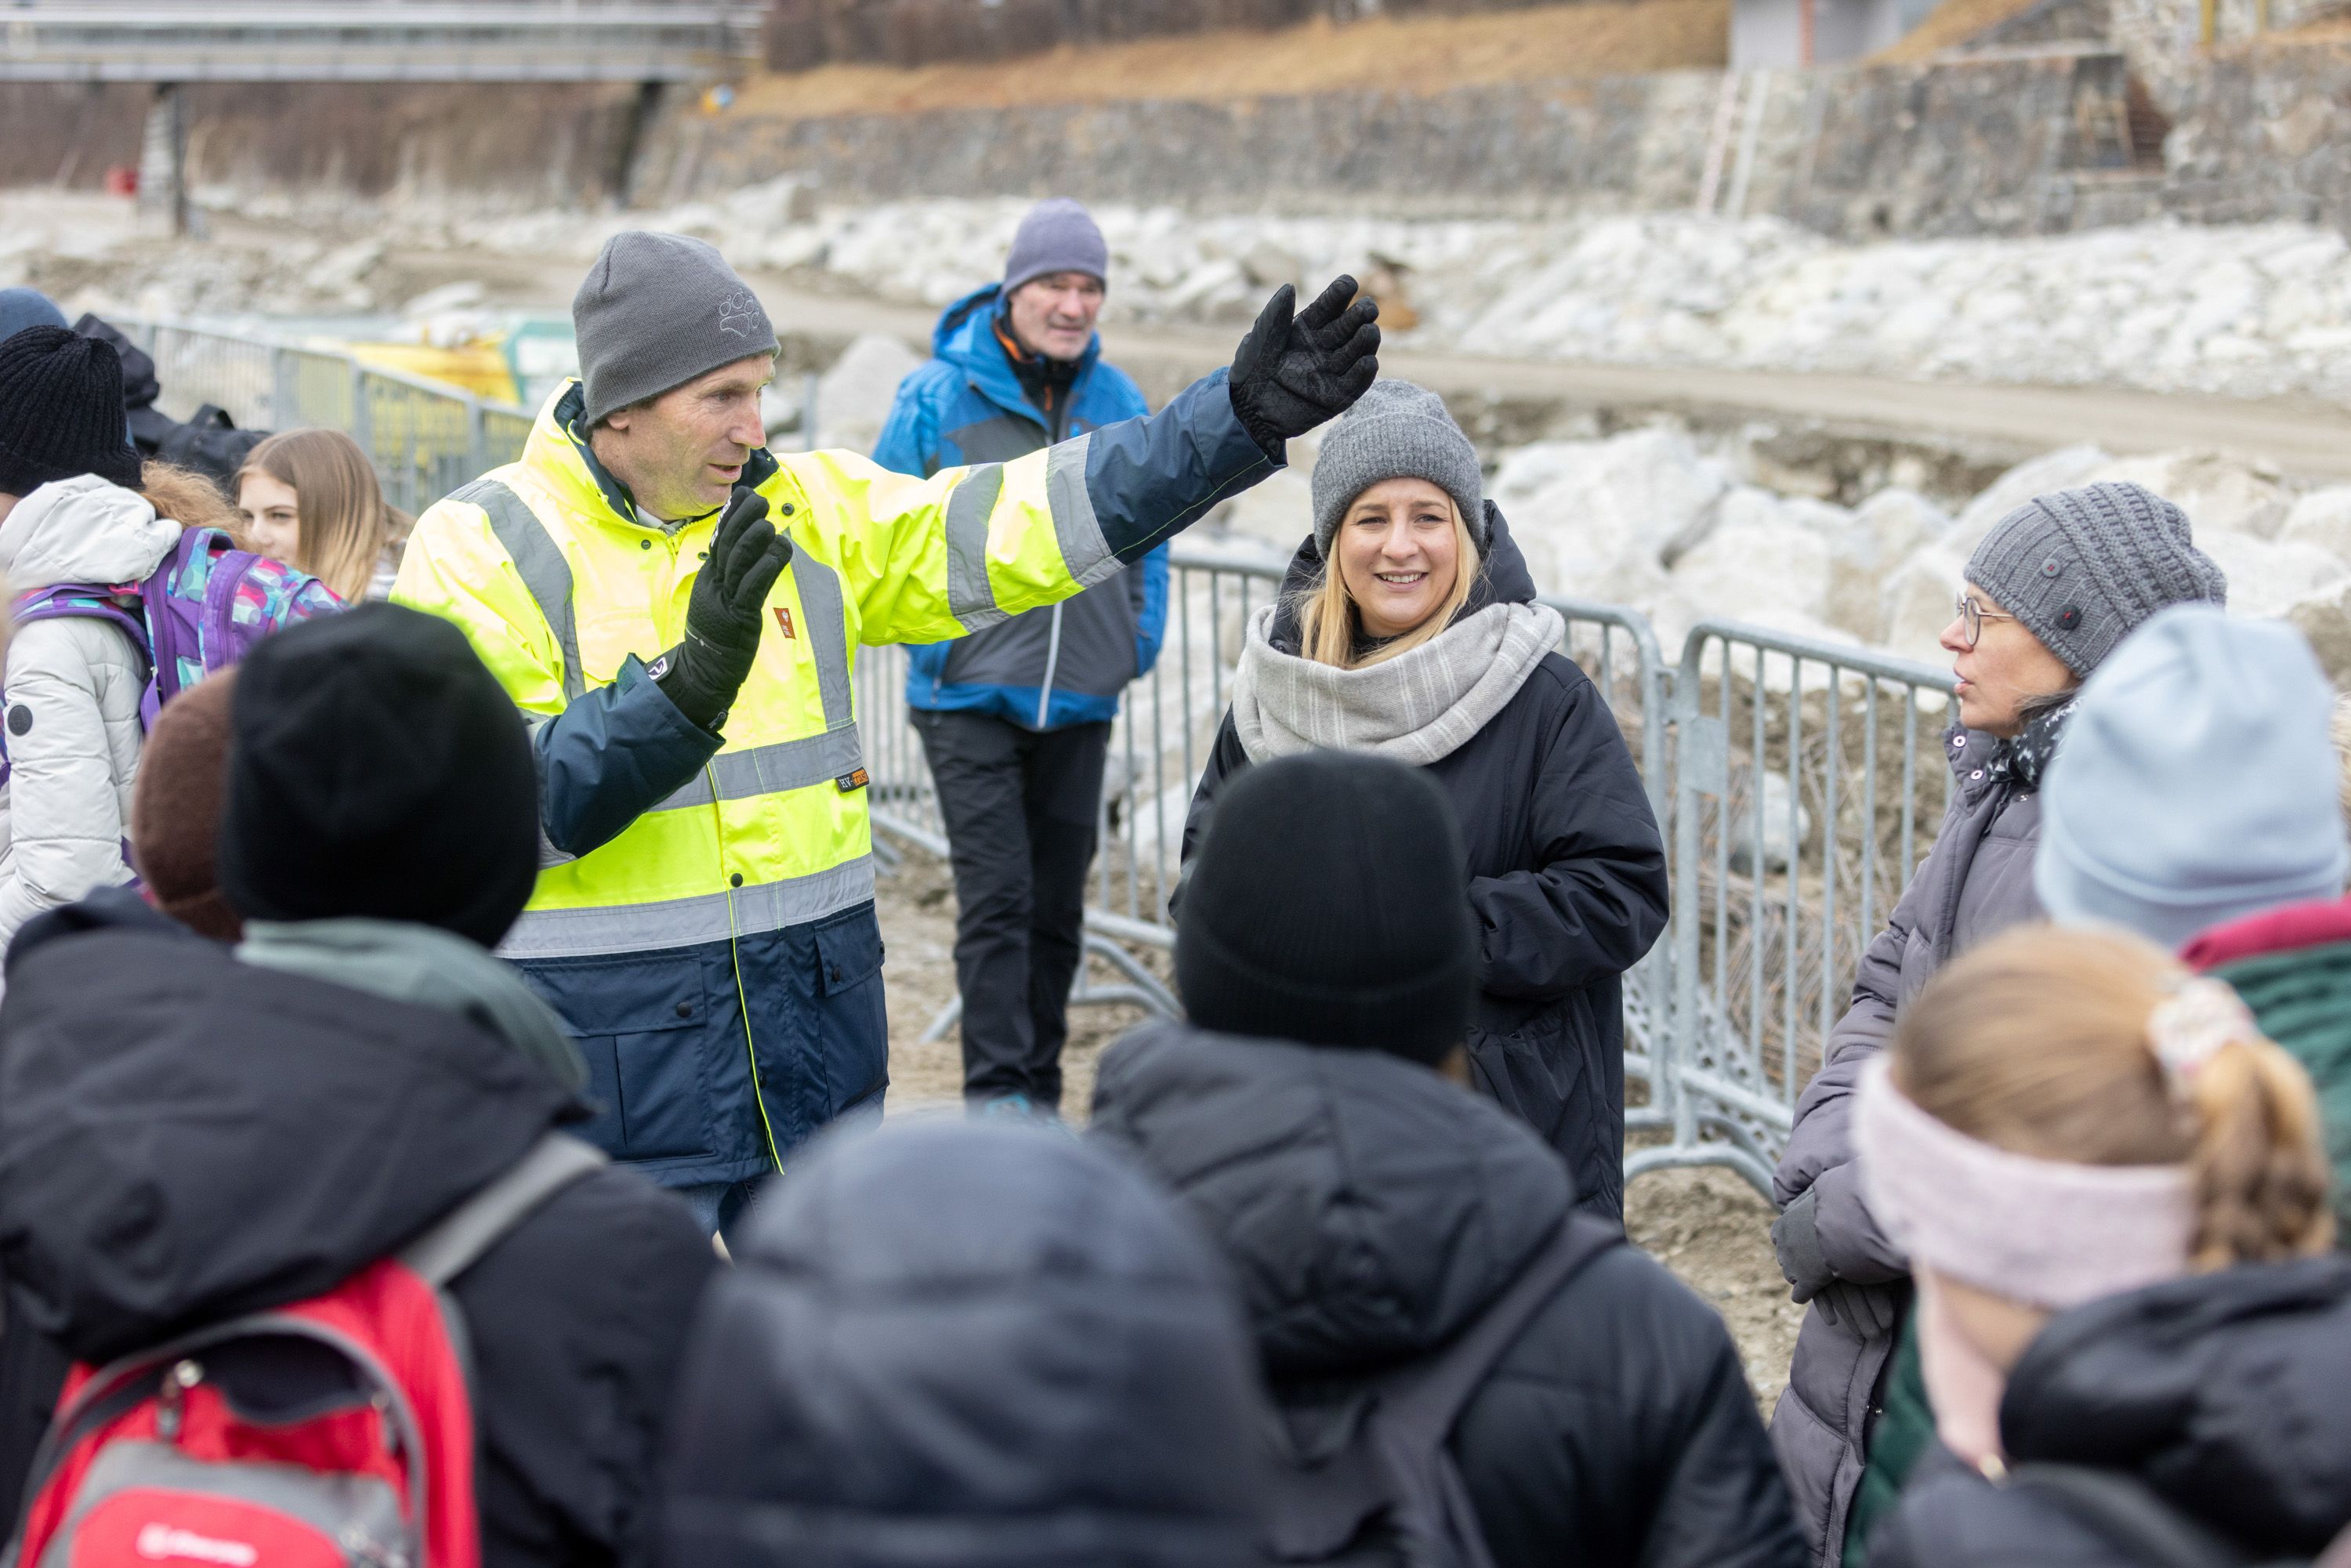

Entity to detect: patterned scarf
[1981,695,2078,790]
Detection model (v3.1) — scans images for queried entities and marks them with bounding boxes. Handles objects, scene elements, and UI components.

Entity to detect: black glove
[654,487,792,731]
[1777,1187,1901,1337]
[1227,275,1382,460]
[1813,1280,1900,1338]
[1773,1186,1835,1302]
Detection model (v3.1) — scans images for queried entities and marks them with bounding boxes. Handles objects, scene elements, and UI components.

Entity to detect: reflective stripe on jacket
[394,371,1272,1185]
[877,285,1168,731]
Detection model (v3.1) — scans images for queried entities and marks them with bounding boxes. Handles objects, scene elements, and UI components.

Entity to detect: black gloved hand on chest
[1226,274,1382,461]
[654,486,793,732]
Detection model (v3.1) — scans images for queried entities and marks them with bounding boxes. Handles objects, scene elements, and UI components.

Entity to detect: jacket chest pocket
[532,953,715,1162]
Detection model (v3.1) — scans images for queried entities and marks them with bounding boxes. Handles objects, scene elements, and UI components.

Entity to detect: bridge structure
[0,2,766,82]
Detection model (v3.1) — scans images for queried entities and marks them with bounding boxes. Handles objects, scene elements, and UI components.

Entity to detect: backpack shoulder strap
[2009,1463,2258,1568]
[1375,1215,1624,1440]
[399,1132,608,1290]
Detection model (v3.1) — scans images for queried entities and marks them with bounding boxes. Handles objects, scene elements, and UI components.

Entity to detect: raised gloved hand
[654,486,792,731]
[1227,275,1382,460]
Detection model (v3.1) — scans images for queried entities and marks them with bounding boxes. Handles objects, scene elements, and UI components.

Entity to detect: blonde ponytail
[1896,926,2335,1273]
[2184,1037,2335,1269]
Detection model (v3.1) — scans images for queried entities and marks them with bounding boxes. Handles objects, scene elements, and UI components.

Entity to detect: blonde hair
[1292,496,1482,671]
[1893,926,2334,1272]
[236,429,403,603]
[137,462,243,537]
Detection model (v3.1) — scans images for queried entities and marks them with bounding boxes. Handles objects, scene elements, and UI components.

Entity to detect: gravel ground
[872,838,1805,1412]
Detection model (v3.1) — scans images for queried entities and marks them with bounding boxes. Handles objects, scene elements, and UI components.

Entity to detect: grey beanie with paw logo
[573,231,781,426]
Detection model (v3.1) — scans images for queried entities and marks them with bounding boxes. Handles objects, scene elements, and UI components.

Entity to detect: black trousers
[914,709,1111,1110]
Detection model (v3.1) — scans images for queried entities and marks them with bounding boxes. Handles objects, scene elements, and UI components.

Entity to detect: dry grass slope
[737,2,1730,119]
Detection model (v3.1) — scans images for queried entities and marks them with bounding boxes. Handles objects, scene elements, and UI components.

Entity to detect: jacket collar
[541,379,778,531]
[2182,892,2351,971]
[932,284,1099,426]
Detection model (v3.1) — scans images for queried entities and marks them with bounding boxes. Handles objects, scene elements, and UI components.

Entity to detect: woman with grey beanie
[1175,381,1671,1222]
[1766,479,2227,1568]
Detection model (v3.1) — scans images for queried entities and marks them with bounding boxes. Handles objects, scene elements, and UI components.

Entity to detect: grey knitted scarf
[1230,599,1564,766]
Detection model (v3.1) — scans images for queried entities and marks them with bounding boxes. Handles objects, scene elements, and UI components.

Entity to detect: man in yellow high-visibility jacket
[395,231,1378,1235]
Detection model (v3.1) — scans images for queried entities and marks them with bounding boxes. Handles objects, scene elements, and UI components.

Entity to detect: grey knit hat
[573,231,779,427]
[1964,481,2227,676]
[1309,380,1485,559]
[1003,198,1109,295]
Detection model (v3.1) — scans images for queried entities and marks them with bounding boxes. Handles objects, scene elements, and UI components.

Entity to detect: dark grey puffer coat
[1770,726,2048,1564]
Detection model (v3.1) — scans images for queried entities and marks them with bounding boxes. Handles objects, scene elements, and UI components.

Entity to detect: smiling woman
[1179,379,1672,1222]
[1299,476,1479,666]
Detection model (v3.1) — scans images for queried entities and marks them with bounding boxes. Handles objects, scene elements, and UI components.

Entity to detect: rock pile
[1211,425,2351,683]
[30,182,2351,407]
[442,189,2351,405]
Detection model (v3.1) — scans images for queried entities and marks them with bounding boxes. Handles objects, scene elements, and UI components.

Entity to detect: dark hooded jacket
[1871,1257,2351,1568]
[1089,1021,1806,1568]
[661,1117,1267,1568]
[1180,510,1669,1219]
[0,899,718,1566]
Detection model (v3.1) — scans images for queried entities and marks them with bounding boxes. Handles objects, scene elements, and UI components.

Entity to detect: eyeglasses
[1954,593,2017,650]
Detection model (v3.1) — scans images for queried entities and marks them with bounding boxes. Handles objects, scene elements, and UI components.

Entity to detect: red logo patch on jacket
[773,607,795,640]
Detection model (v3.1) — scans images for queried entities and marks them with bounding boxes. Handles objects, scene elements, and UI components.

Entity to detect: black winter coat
[1871,1258,2351,1568]
[0,896,719,1568]
[1091,1021,1809,1568]
[1182,511,1669,1219]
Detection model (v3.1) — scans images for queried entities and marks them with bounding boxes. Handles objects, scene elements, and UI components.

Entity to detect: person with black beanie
[0,326,141,512]
[0,603,718,1568]
[0,326,180,958]
[1090,751,1806,1568]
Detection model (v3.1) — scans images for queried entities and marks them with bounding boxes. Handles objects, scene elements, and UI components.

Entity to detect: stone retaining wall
[4,41,2349,240]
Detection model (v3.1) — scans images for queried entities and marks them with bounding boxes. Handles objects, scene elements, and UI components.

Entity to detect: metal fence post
[270,346,295,429]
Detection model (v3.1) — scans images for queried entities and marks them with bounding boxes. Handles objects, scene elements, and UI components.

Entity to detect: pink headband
[1853,1058,2193,1310]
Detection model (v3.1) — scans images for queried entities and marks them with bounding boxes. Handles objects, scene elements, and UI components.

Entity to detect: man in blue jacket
[875,199,1168,1116]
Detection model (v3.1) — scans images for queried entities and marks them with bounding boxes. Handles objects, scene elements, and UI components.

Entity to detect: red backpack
[3,1134,605,1568]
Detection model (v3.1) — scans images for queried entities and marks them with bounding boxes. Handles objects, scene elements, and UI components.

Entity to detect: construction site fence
[110,314,537,519]
[127,313,1956,1197]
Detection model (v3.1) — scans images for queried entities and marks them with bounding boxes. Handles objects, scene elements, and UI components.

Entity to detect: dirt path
[872,838,1805,1411]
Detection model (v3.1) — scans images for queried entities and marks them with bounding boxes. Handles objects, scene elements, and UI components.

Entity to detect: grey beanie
[2037,603,2348,951]
[1003,198,1109,295]
[1965,481,2227,676]
[1309,380,1485,559]
[572,231,779,427]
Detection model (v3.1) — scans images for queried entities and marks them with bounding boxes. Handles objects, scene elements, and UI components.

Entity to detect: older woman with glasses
[1765,481,2226,1568]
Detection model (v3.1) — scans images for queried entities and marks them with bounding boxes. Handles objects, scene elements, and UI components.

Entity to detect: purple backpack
[2,526,344,787]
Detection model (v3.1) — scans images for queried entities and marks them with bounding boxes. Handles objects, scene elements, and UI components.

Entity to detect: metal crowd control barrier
[1632,622,1954,1195]
[102,311,1965,1197]
[111,315,534,514]
[868,563,1955,1199]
